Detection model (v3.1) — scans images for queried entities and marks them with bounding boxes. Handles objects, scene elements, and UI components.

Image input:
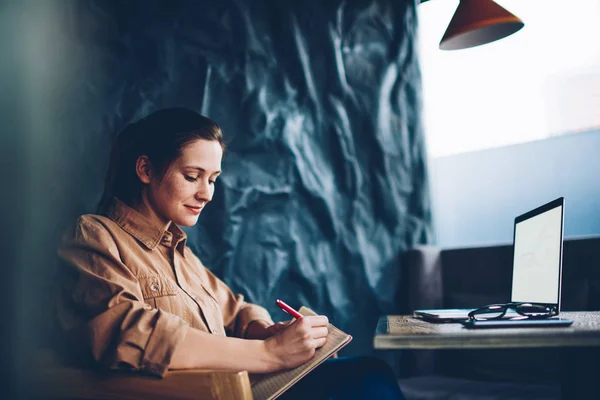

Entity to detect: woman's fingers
[312,326,328,339]
[291,317,329,342]
[314,337,327,348]
[265,316,332,368]
[304,315,329,327]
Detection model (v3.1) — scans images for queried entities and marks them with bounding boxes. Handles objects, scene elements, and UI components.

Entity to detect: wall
[430,129,600,248]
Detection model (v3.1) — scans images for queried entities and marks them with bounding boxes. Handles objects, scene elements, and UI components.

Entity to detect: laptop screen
[511,198,564,306]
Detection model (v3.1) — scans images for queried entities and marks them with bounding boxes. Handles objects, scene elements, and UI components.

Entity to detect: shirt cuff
[235,304,274,339]
[142,309,189,376]
[114,309,189,377]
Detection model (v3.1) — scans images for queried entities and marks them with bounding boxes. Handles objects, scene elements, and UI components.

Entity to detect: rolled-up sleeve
[231,296,275,339]
[56,218,188,377]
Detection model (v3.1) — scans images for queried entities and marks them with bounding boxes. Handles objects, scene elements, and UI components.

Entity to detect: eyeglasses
[467,302,557,321]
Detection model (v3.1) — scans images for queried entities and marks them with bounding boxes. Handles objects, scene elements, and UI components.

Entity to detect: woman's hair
[97,107,225,213]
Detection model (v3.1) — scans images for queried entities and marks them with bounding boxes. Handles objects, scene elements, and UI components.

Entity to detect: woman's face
[145,138,223,227]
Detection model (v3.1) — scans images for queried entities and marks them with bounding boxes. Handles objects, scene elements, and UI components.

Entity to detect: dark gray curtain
[7,0,431,394]
[184,0,432,355]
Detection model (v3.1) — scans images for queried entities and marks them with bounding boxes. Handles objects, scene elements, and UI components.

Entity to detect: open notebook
[250,306,353,400]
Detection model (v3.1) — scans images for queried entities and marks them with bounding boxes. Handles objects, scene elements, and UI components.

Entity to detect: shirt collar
[105,198,187,255]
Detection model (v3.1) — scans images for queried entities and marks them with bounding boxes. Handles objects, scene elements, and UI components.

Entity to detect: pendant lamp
[437,0,524,50]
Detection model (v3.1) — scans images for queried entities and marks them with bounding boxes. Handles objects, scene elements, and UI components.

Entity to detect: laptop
[414,197,565,322]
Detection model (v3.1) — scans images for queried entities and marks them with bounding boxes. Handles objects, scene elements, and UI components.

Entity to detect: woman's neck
[133,193,172,232]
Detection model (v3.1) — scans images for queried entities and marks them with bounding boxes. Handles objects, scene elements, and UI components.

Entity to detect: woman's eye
[184,175,198,182]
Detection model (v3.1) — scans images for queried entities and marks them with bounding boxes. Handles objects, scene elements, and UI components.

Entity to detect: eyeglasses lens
[516,303,552,317]
[471,305,506,320]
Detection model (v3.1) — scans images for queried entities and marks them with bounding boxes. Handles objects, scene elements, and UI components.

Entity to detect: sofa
[396,235,600,400]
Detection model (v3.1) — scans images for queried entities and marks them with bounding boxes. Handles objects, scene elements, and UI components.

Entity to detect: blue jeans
[281,356,405,400]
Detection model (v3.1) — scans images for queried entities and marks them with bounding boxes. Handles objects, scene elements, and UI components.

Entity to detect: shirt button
[150,283,159,291]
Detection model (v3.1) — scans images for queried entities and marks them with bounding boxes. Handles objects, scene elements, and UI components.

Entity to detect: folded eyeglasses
[467,302,558,321]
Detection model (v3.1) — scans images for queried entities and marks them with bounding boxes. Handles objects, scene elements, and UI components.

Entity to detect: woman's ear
[135,155,153,184]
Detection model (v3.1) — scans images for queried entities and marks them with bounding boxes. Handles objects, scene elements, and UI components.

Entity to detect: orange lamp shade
[439,0,524,50]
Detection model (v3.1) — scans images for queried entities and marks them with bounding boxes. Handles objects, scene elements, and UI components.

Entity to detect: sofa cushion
[441,245,513,309]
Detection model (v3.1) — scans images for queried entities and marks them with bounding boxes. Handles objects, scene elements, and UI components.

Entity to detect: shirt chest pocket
[139,275,183,317]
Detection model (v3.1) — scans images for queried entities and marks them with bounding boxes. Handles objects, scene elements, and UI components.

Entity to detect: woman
[56,107,404,399]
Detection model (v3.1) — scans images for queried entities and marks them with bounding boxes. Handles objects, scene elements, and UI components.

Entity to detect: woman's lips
[185,205,202,215]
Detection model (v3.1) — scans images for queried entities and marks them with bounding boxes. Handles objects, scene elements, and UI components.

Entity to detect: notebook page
[250,307,352,400]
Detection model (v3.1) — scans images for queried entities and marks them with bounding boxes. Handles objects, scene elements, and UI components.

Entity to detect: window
[418,0,600,157]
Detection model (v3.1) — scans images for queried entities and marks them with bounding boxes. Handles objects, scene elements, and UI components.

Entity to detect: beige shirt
[56,198,273,377]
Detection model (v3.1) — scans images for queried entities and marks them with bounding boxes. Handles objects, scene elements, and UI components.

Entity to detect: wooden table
[374,312,600,349]
[374,311,600,399]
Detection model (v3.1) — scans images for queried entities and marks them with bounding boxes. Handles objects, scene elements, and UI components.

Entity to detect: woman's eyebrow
[186,165,222,175]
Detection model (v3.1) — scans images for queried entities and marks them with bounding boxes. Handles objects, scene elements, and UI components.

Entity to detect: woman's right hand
[264,315,329,369]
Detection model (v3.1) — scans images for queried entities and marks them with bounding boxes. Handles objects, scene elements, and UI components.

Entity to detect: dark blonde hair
[97,108,225,213]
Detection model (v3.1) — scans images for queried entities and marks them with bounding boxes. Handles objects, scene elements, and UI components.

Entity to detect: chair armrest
[399,245,443,313]
[31,349,253,400]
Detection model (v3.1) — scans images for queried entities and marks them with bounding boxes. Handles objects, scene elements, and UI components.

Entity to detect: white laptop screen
[511,202,564,305]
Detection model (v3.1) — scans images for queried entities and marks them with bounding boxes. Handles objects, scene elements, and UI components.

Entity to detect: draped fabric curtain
[11,0,431,380]
[184,0,433,355]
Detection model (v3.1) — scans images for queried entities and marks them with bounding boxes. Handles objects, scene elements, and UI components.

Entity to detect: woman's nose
[195,182,212,202]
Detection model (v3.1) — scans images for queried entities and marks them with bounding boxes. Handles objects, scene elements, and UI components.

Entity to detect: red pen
[276,299,303,319]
